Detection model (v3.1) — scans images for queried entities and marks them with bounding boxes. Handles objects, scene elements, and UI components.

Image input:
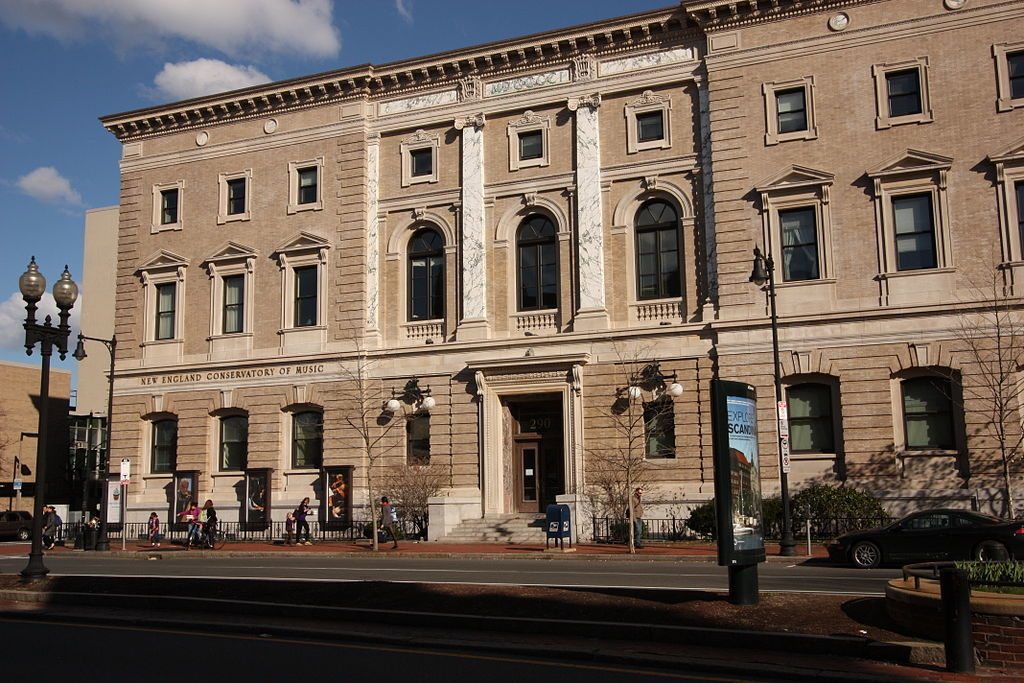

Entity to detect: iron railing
[590,515,893,544]
[590,516,702,544]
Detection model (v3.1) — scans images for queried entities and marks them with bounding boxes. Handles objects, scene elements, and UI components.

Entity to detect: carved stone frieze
[572,54,595,81]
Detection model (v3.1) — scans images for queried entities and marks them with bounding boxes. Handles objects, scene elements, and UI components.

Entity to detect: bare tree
[380,463,447,540]
[951,269,1024,516]
[585,343,674,553]
[337,336,407,551]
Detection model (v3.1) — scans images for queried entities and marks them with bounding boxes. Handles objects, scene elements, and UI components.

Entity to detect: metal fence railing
[590,515,893,545]
[590,516,702,544]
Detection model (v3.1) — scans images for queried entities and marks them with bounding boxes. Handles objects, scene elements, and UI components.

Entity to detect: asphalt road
[0,618,772,682]
[0,554,899,594]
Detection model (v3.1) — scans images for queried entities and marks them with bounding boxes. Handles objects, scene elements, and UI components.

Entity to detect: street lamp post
[749,247,797,557]
[18,257,79,581]
[73,333,116,551]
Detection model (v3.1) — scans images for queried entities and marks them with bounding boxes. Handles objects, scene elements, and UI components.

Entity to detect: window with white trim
[288,158,323,214]
[274,233,330,334]
[994,43,1024,112]
[400,130,440,187]
[901,376,955,451]
[219,414,248,471]
[138,252,188,350]
[154,282,177,340]
[625,90,672,154]
[151,181,184,233]
[506,110,551,171]
[292,411,323,469]
[204,245,256,340]
[218,170,251,224]
[872,58,933,129]
[762,77,817,145]
[150,418,178,473]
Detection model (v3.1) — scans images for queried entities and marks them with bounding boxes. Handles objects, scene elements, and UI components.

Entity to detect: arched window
[635,200,681,300]
[517,214,558,311]
[151,419,178,473]
[901,376,955,450]
[220,415,248,471]
[787,383,834,453]
[292,411,323,469]
[408,227,445,321]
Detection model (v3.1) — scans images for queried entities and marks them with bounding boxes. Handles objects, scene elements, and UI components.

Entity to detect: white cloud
[395,0,413,23]
[16,167,82,206]
[0,0,340,59]
[153,59,272,101]
[0,291,82,354]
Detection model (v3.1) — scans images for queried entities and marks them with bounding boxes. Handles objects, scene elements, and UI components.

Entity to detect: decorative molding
[454,113,486,130]
[628,89,667,108]
[567,93,601,111]
[379,89,459,116]
[508,110,546,128]
[484,68,570,97]
[572,54,595,81]
[458,77,481,101]
[598,47,696,76]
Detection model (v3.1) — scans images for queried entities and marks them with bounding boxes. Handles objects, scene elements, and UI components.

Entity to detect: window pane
[407,415,431,465]
[222,275,244,334]
[297,167,317,204]
[155,282,176,340]
[775,88,807,133]
[292,412,322,469]
[220,416,248,470]
[787,384,834,453]
[903,377,955,450]
[227,178,246,215]
[161,189,178,224]
[636,111,665,143]
[892,194,936,271]
[411,148,433,177]
[886,69,922,117]
[1009,52,1024,100]
[779,207,819,281]
[294,266,317,327]
[519,131,544,160]
[644,400,675,458]
[1017,182,1024,250]
[151,420,177,473]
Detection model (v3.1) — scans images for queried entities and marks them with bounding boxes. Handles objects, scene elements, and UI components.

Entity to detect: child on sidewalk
[147,512,161,547]
[285,511,296,546]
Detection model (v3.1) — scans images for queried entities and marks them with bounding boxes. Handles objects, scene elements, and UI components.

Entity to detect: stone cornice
[100,6,696,142]
[681,0,884,30]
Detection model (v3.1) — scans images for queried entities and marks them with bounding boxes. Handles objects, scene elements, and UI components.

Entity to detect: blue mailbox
[545,504,571,549]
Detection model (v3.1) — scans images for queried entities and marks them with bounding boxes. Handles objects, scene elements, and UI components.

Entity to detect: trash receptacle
[545,504,571,549]
[82,526,97,551]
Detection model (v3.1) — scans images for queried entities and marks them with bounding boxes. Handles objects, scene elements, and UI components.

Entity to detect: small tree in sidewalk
[380,463,448,539]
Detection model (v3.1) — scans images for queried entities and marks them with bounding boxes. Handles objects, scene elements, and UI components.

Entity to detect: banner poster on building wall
[712,380,767,566]
[172,471,199,529]
[321,465,353,529]
[244,469,271,529]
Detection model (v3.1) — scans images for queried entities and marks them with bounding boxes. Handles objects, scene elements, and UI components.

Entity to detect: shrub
[955,560,1024,586]
[789,484,889,537]
[686,500,717,539]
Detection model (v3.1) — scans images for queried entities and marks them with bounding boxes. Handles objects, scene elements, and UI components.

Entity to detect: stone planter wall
[972,613,1024,669]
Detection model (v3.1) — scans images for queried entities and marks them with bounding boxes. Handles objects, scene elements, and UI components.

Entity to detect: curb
[0,586,941,670]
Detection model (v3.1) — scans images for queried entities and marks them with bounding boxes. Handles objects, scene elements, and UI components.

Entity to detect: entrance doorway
[509,398,563,513]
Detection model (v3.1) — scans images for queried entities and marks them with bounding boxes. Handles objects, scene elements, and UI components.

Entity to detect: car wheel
[975,540,1010,562]
[851,541,881,569]
[16,528,30,541]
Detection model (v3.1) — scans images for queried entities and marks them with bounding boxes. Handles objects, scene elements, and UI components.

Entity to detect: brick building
[95,0,1024,539]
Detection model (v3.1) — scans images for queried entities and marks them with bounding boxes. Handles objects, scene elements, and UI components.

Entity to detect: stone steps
[443,514,547,544]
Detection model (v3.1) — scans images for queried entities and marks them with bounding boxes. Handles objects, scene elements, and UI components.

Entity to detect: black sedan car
[828,509,1024,568]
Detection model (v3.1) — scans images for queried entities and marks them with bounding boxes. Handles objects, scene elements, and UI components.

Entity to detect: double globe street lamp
[749,247,797,557]
[18,257,79,581]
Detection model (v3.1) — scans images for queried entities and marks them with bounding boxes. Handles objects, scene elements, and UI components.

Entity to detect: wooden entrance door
[514,441,541,513]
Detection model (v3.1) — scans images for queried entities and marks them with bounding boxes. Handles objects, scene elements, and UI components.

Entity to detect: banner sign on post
[777,401,791,474]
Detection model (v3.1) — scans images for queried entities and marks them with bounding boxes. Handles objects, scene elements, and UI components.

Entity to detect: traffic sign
[119,458,131,484]
[13,479,22,491]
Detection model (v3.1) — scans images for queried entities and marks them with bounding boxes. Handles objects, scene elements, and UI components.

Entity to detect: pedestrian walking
[180,500,201,548]
[380,496,399,549]
[202,499,218,548]
[294,497,312,545]
[42,505,56,550]
[147,512,161,547]
[284,511,296,546]
[628,487,645,549]
[52,506,63,547]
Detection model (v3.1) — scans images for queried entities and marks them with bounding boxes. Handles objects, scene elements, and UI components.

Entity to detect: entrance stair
[442,514,547,544]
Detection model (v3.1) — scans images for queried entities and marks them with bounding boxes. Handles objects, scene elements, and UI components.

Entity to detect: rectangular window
[892,193,937,271]
[297,167,318,205]
[886,69,922,117]
[636,111,665,143]
[779,207,819,281]
[787,384,834,453]
[294,265,318,327]
[407,414,431,465]
[518,130,544,161]
[222,274,244,334]
[902,377,955,450]
[775,87,807,134]
[410,148,433,178]
[151,420,177,473]
[1017,181,1024,250]
[1010,51,1024,100]
[160,188,179,225]
[226,178,246,216]
[220,416,248,471]
[644,399,676,458]
[292,412,323,469]
[155,282,176,340]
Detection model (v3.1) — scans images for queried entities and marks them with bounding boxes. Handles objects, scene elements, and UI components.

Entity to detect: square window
[775,88,807,134]
[636,111,665,143]
[410,148,433,178]
[1010,51,1024,100]
[518,130,544,161]
[892,194,937,271]
[297,167,318,205]
[160,189,179,225]
[226,178,246,216]
[886,69,922,118]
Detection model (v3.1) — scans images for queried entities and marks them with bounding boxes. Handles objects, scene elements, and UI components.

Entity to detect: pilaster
[455,113,490,340]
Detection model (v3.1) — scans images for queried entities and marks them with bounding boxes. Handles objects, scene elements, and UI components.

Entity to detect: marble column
[455,113,489,340]
[568,94,609,330]
[365,133,382,345]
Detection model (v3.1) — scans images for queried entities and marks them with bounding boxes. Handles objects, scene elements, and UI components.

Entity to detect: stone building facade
[97,0,1024,537]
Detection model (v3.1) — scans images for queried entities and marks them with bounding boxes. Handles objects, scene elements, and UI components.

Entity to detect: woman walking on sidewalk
[294,497,312,546]
[202,500,218,548]
[380,496,399,549]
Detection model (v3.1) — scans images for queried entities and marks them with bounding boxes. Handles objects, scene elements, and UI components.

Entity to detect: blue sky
[0,0,669,377]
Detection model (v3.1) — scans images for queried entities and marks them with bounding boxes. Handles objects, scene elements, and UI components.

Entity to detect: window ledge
[898,449,959,457]
[876,267,954,281]
[217,213,251,225]
[142,473,174,480]
[208,332,254,342]
[775,277,836,289]
[283,468,319,476]
[790,452,837,460]
[142,338,183,347]
[279,325,327,335]
[212,471,244,477]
